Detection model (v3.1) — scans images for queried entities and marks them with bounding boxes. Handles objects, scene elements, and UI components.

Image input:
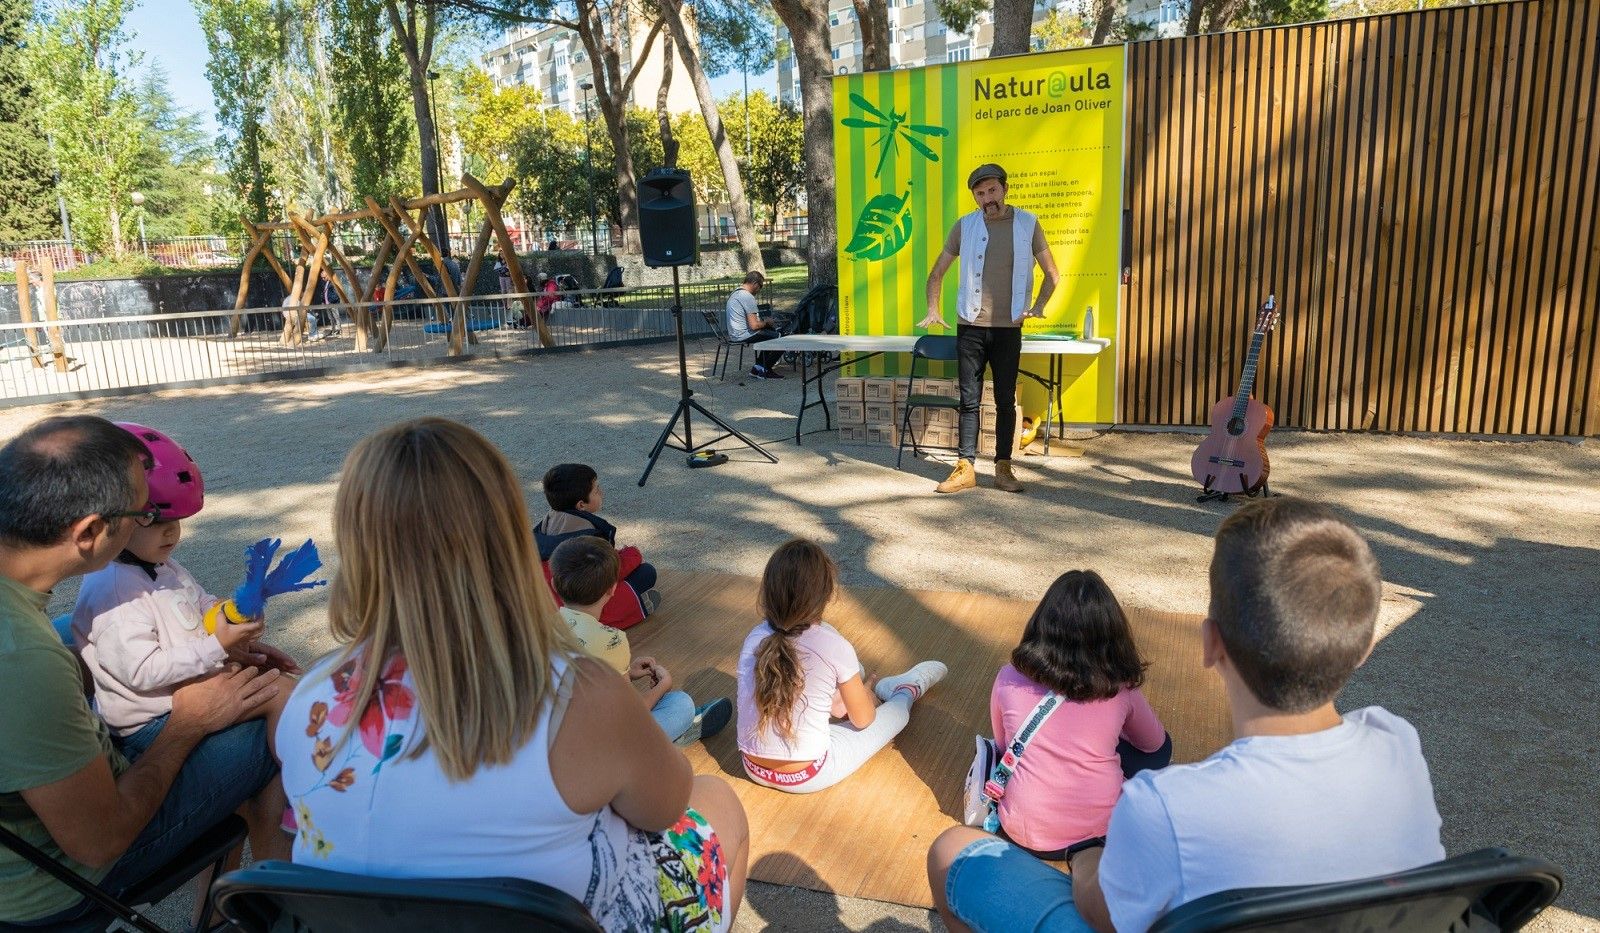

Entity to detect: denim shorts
[17,715,278,930]
[944,836,1094,933]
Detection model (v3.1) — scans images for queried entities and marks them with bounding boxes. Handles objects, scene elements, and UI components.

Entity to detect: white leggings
[743,693,913,794]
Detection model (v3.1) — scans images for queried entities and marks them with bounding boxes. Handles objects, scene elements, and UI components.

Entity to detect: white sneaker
[875,661,947,703]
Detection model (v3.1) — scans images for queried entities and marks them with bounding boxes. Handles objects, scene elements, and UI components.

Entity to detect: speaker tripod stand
[638,266,777,487]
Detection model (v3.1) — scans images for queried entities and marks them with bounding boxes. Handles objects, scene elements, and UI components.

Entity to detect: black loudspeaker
[639,168,699,268]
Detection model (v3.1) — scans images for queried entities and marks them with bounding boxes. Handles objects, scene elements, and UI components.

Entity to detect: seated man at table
[726,271,784,380]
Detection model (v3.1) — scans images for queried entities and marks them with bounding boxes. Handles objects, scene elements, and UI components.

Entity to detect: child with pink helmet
[70,422,300,860]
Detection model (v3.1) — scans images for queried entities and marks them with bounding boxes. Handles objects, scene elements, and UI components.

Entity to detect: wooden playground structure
[11,257,70,373]
[229,173,552,352]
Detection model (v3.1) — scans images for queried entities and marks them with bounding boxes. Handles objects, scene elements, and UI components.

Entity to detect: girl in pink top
[989,570,1171,859]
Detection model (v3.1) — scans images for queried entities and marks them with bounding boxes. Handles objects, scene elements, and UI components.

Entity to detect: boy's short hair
[744,271,766,287]
[1208,497,1381,713]
[549,536,619,607]
[542,463,597,512]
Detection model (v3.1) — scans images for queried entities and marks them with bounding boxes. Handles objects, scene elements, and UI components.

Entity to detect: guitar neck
[1231,332,1266,418]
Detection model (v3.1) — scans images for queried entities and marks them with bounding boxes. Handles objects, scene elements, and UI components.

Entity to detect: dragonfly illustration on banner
[842,92,950,178]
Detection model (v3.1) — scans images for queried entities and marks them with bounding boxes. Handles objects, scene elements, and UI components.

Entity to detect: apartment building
[482,20,699,117]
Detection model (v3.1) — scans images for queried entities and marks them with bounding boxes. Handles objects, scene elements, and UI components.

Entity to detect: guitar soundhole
[1226,417,1246,437]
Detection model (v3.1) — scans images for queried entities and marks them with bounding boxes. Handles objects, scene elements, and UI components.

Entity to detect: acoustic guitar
[1191,295,1280,496]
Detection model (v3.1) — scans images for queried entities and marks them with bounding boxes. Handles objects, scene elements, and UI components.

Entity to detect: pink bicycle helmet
[116,422,204,520]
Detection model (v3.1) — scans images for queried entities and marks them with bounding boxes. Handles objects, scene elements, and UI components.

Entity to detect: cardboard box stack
[831,376,1019,453]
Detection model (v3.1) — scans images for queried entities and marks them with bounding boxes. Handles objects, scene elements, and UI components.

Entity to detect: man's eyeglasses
[102,507,162,528]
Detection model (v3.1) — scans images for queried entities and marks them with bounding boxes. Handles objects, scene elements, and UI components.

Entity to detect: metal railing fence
[1,281,728,405]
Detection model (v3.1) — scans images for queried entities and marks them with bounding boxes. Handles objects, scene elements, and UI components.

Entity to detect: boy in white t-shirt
[928,497,1445,932]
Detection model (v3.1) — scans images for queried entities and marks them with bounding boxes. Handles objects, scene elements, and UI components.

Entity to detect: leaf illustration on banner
[843,92,949,178]
[846,190,914,261]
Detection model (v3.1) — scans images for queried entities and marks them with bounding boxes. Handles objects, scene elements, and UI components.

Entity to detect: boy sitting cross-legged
[929,496,1445,932]
[549,536,731,747]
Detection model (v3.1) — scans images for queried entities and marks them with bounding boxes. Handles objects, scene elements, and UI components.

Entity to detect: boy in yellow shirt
[549,537,731,745]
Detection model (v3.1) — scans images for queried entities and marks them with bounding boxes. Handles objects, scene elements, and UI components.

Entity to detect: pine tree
[0,0,59,242]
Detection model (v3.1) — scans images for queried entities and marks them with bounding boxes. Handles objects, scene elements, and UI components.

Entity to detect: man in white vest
[920,163,1060,494]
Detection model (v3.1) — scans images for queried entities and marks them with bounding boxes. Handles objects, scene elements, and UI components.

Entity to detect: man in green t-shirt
[0,416,285,925]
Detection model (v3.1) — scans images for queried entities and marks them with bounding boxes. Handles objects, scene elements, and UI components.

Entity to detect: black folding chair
[214,860,603,933]
[1150,848,1562,932]
[0,815,246,933]
[699,309,747,380]
[897,335,962,469]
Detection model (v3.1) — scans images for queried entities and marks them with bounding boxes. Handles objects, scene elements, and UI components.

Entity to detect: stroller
[600,266,624,307]
[780,281,839,366]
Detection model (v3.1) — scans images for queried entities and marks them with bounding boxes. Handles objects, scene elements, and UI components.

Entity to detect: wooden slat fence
[1121,0,1600,435]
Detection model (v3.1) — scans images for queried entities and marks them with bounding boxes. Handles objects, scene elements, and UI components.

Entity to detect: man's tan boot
[993,460,1024,493]
[936,458,977,494]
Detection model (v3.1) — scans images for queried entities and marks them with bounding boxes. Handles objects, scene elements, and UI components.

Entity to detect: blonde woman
[275,418,747,930]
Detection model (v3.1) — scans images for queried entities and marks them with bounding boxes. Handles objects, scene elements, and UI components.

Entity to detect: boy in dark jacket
[535,464,659,629]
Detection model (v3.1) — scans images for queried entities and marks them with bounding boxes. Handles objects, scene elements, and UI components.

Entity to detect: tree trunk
[1091,0,1117,44]
[769,1,835,287]
[386,0,447,250]
[575,0,663,255]
[661,0,764,273]
[990,0,1035,57]
[1185,0,1208,35]
[109,204,124,258]
[656,33,679,168]
[852,0,890,71]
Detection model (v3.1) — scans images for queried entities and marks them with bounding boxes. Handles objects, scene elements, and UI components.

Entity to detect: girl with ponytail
[735,539,946,794]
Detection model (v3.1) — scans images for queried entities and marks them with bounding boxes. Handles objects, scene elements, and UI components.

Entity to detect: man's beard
[982,202,1004,217]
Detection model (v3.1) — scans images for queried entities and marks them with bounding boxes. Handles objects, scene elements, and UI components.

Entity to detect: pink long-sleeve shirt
[990,664,1167,851]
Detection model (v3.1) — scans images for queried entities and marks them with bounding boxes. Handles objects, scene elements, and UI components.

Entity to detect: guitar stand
[1196,481,1272,504]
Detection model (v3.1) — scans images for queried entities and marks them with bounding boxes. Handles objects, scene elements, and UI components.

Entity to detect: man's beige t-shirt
[943,206,1049,327]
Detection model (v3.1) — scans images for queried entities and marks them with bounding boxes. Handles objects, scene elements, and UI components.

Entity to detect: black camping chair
[700,309,748,380]
[213,860,603,933]
[0,815,246,933]
[897,335,962,469]
[1149,848,1562,933]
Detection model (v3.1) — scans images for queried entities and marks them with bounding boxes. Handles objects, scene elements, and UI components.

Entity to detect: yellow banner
[833,45,1125,423]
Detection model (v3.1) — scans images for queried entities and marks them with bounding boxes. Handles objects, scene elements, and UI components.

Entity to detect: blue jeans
[15,715,278,930]
[945,836,1093,933]
[650,690,696,742]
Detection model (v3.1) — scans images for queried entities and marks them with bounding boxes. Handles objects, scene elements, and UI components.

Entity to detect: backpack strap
[983,692,1064,805]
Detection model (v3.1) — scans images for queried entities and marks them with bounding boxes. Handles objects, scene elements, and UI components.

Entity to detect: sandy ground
[2,341,1595,931]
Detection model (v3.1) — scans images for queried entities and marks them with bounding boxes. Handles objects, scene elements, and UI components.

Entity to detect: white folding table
[760,334,1110,452]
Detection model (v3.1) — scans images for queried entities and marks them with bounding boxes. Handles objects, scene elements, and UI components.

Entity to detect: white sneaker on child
[875,661,947,703]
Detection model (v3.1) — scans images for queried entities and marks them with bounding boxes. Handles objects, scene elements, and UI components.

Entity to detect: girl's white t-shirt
[736,621,860,761]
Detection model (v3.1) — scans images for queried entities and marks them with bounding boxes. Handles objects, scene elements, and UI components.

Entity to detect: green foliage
[330,0,413,204]
[1033,8,1089,50]
[0,0,57,241]
[722,91,804,230]
[128,68,227,237]
[457,67,543,184]
[690,0,779,79]
[26,0,146,253]
[1235,0,1328,27]
[193,0,280,223]
[931,0,990,34]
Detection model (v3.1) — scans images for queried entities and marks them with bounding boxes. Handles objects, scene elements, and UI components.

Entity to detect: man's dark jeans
[741,328,784,371]
[957,324,1022,461]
